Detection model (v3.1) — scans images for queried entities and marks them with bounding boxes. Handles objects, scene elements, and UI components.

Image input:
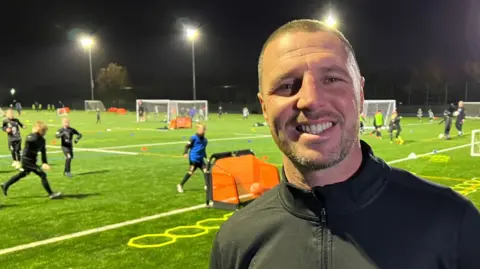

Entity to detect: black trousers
[444,118,452,135]
[8,140,21,161]
[4,164,53,195]
[62,146,74,173]
[455,121,463,132]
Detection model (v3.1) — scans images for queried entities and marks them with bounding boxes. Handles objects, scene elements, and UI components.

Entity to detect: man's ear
[359,76,365,113]
[257,92,268,121]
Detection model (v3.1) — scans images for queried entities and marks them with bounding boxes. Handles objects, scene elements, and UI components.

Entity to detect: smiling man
[209,19,480,269]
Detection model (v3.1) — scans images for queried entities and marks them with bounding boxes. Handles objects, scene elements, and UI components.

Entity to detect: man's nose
[296,74,326,111]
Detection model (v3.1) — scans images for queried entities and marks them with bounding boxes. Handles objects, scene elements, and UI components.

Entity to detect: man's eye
[324,77,342,84]
[275,79,302,96]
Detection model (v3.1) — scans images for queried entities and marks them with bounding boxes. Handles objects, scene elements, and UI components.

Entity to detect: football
[439,134,444,139]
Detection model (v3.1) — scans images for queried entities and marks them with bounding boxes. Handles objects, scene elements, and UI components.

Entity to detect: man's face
[459,101,464,108]
[258,31,363,170]
[6,110,13,119]
[63,118,70,128]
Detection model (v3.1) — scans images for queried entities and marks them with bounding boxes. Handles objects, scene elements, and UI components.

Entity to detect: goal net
[471,130,480,156]
[362,100,396,127]
[85,100,106,112]
[136,99,170,123]
[168,100,208,121]
[463,102,480,119]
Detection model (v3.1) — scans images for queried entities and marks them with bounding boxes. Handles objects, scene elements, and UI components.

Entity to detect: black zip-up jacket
[210,141,480,269]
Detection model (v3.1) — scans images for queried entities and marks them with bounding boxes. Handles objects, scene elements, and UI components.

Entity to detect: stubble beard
[272,120,359,172]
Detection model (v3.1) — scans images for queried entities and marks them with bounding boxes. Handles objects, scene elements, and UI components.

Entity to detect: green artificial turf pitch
[0,110,478,269]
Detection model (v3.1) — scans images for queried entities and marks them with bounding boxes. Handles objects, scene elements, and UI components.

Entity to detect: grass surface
[0,110,478,268]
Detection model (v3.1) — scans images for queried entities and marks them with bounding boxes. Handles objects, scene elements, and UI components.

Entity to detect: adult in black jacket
[210,19,480,269]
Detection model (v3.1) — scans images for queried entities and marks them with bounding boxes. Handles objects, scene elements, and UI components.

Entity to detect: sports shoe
[14,162,21,170]
[64,172,73,178]
[177,184,184,193]
[1,184,7,196]
[49,192,62,199]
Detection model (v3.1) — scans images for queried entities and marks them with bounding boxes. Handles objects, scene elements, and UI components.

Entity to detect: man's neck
[283,142,363,190]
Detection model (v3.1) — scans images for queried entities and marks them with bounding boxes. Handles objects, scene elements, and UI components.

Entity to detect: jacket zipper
[320,207,328,269]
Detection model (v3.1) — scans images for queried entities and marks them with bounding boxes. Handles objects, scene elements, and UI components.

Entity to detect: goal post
[136,99,209,123]
[135,99,170,123]
[463,102,480,119]
[169,100,208,121]
[362,100,396,127]
[471,130,480,157]
[85,100,106,112]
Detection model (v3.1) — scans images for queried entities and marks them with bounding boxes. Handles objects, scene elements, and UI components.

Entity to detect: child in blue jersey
[177,123,208,193]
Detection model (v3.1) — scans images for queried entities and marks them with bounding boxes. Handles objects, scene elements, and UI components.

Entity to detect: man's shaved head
[258,19,359,92]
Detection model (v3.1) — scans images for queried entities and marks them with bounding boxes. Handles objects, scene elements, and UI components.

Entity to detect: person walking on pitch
[2,109,25,169]
[455,101,466,136]
[439,103,456,140]
[56,118,83,177]
[1,121,61,199]
[177,124,208,193]
[370,109,384,138]
[388,111,403,144]
[96,108,101,124]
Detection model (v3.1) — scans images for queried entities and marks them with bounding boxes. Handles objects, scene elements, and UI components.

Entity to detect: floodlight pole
[88,46,94,100]
[191,39,197,101]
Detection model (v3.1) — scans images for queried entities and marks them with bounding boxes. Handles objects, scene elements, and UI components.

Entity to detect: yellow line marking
[128,212,234,248]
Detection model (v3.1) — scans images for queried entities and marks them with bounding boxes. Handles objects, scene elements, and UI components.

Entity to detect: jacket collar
[279,140,390,221]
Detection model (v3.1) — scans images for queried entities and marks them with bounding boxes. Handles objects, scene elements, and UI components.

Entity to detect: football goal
[362,99,396,127]
[85,100,106,112]
[471,130,480,157]
[463,102,480,119]
[136,99,209,123]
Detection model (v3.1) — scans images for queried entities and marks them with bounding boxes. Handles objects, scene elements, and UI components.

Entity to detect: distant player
[138,101,145,122]
[370,110,384,138]
[455,101,466,136]
[189,107,197,120]
[2,109,25,169]
[359,113,366,134]
[388,111,403,144]
[15,101,22,116]
[417,108,423,122]
[55,118,83,177]
[428,109,434,122]
[177,124,208,193]
[218,105,223,118]
[198,107,205,121]
[439,103,455,140]
[1,121,61,199]
[96,108,101,124]
[242,106,249,120]
[154,105,160,121]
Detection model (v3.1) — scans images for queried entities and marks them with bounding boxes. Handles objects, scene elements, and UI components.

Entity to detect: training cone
[141,147,147,151]
[261,155,269,161]
[52,140,57,145]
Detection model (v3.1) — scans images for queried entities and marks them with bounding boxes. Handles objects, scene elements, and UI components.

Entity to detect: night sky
[0,0,478,106]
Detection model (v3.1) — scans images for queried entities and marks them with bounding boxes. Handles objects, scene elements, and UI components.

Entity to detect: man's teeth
[300,122,333,134]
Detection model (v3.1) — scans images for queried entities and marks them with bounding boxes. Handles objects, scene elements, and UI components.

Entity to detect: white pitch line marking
[99,135,272,150]
[46,146,138,156]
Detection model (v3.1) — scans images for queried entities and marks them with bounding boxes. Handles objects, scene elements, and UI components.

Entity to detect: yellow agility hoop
[128,212,234,249]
